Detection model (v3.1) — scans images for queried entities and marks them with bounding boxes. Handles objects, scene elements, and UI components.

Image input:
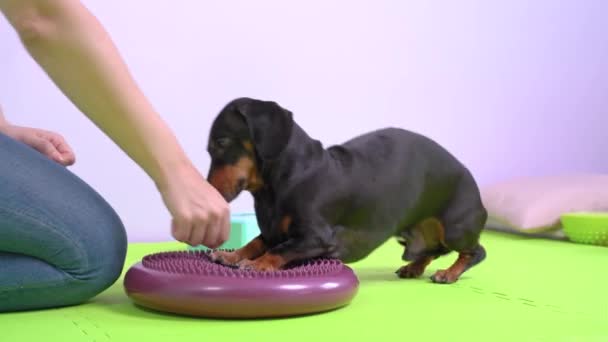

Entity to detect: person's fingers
[171,214,193,243]
[161,166,233,248]
[218,205,231,245]
[25,135,64,164]
[202,222,220,249]
[188,214,210,247]
[204,198,231,248]
[45,132,76,165]
[200,207,221,248]
[205,184,231,247]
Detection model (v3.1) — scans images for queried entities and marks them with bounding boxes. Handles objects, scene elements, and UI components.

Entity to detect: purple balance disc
[123,251,359,318]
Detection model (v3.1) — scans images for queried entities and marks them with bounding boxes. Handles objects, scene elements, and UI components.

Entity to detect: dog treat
[124,251,359,318]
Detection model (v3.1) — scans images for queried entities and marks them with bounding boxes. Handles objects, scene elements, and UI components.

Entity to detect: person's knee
[91,214,126,290]
[68,200,128,297]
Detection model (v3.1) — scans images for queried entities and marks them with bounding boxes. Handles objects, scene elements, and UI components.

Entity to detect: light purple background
[1,1,607,242]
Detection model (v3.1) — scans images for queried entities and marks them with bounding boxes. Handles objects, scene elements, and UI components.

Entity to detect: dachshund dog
[206,98,487,283]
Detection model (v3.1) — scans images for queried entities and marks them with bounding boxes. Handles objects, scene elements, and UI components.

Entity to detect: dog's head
[206,97,294,202]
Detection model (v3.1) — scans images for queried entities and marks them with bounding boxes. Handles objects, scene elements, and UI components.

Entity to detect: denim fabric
[0,132,127,312]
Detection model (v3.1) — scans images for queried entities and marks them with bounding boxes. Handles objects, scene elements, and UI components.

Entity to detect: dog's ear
[234,99,294,161]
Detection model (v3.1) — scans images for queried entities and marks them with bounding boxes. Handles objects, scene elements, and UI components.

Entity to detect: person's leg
[0,133,127,312]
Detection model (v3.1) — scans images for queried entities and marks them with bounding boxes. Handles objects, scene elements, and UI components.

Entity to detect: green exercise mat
[1,231,606,342]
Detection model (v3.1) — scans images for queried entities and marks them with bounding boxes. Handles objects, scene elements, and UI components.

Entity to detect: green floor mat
[1,231,607,342]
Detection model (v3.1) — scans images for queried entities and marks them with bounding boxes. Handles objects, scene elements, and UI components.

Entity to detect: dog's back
[322,127,480,261]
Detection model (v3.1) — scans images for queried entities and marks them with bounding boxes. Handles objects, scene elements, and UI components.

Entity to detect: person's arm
[0,0,230,248]
[0,0,183,187]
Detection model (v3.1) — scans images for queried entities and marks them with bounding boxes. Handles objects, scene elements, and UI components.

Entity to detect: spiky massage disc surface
[124,251,359,318]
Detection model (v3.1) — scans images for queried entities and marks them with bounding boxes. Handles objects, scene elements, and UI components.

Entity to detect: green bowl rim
[561,212,608,219]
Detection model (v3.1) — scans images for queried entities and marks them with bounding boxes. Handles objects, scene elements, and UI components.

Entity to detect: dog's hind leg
[430,176,487,284]
[429,245,486,283]
[396,217,449,279]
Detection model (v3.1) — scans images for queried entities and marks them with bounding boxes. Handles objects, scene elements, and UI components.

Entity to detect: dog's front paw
[430,269,459,284]
[395,264,424,279]
[210,250,243,266]
[237,258,279,272]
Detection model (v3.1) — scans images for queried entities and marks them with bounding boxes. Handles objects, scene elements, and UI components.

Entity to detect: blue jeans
[0,133,127,312]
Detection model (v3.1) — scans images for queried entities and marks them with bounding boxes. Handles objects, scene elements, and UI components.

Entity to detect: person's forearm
[0,0,190,188]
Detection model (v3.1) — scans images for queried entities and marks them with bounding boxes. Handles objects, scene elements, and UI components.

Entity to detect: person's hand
[158,164,231,248]
[0,124,76,166]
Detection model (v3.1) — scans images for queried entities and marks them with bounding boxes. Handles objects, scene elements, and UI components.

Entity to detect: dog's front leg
[238,227,337,272]
[210,235,267,266]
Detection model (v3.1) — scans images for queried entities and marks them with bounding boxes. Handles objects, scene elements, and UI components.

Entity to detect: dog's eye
[215,137,232,148]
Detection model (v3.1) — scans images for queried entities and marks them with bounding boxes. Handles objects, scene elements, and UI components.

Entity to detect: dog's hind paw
[430,270,459,284]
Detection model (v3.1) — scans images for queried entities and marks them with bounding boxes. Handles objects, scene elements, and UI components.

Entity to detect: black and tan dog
[207,98,487,283]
